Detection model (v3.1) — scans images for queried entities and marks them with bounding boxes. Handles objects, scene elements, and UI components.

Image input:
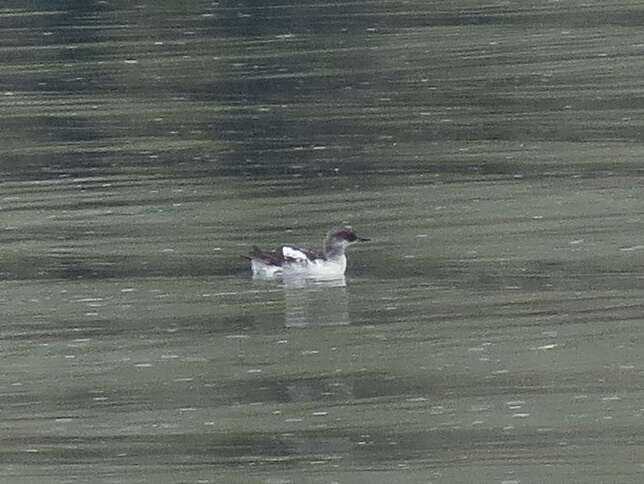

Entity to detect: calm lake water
[2,1,644,483]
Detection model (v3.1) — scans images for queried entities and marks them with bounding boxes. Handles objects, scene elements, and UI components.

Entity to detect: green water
[2,1,644,483]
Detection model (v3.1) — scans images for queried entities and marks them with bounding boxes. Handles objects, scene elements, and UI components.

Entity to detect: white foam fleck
[537,344,557,350]
[620,245,644,252]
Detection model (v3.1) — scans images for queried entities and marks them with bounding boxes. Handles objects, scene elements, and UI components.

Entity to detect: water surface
[2,1,644,483]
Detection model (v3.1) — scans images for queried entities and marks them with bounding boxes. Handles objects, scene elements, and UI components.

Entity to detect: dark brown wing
[249,246,285,266]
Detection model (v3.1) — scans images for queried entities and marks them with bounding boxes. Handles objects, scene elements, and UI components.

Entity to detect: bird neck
[324,239,346,259]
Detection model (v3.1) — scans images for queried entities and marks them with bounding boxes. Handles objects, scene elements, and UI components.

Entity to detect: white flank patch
[282,246,308,261]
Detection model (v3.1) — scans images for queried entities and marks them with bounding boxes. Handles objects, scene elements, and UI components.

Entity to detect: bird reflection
[281,275,350,328]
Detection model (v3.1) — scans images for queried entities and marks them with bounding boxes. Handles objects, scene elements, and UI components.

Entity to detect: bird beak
[357,237,370,242]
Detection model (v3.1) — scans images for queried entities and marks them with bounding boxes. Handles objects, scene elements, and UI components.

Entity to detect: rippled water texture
[2,1,644,483]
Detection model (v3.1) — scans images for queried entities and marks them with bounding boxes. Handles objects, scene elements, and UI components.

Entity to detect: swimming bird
[246,226,369,278]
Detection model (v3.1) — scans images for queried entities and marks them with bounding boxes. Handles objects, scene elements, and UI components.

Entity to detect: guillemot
[246,226,369,278]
